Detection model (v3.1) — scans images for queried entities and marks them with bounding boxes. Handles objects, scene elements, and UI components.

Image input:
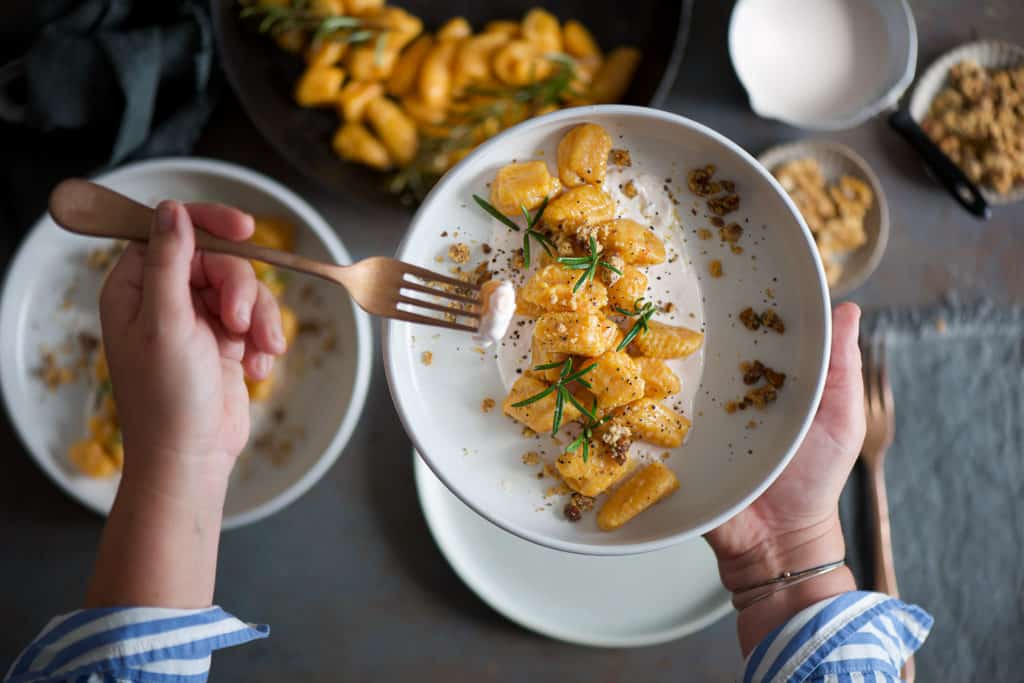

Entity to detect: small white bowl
[729,0,917,130]
[0,158,373,528]
[908,40,1024,206]
[384,105,831,556]
[758,140,890,299]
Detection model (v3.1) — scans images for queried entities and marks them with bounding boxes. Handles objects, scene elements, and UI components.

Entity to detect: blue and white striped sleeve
[742,591,933,683]
[4,606,268,683]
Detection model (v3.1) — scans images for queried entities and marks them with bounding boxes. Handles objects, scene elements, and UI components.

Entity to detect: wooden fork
[861,334,915,683]
[48,179,482,332]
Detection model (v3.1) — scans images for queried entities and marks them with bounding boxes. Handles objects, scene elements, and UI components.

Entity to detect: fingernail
[236,305,250,327]
[259,354,273,376]
[272,327,285,351]
[156,202,176,233]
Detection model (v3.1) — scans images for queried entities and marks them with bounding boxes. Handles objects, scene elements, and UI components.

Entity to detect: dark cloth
[841,299,1024,682]
[0,0,219,259]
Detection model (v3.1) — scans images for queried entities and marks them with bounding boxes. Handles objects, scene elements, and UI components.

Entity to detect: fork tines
[395,264,482,333]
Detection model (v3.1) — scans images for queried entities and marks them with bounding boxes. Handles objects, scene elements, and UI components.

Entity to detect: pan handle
[888,109,990,220]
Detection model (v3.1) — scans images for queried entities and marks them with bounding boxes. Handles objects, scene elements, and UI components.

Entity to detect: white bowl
[729,0,916,130]
[758,140,890,299]
[384,105,831,555]
[907,40,1024,206]
[0,158,373,528]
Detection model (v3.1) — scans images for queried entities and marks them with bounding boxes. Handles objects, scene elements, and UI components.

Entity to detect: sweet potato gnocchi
[479,123,704,530]
[241,1,642,200]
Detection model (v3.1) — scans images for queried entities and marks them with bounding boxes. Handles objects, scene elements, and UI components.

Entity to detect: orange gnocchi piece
[597,461,679,530]
[541,185,617,233]
[631,320,703,359]
[612,399,690,447]
[503,374,583,434]
[634,358,681,400]
[557,123,612,187]
[489,161,561,216]
[596,219,666,265]
[519,264,608,313]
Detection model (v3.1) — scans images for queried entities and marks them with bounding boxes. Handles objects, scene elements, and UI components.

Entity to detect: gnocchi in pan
[239,2,642,200]
[481,122,704,531]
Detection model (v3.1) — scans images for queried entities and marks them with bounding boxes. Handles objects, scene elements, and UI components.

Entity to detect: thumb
[142,201,196,333]
[814,302,865,446]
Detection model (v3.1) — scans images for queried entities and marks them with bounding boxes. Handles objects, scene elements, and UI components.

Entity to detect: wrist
[715,514,847,593]
[120,444,233,513]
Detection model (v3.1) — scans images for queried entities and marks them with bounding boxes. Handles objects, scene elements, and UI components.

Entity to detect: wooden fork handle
[867,457,915,682]
[48,179,343,284]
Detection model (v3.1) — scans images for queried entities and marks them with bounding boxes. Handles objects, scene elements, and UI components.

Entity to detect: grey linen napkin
[0,0,219,256]
[839,300,1024,681]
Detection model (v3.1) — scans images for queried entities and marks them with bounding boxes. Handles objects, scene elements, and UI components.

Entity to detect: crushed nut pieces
[726,360,787,413]
[739,307,785,334]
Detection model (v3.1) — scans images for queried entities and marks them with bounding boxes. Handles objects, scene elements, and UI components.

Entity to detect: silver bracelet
[732,559,846,611]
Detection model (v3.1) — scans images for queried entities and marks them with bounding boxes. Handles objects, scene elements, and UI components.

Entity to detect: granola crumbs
[687,165,720,196]
[421,351,433,366]
[481,397,496,413]
[511,249,526,270]
[610,148,632,167]
[708,193,740,216]
[739,307,761,331]
[697,228,713,240]
[521,451,541,465]
[741,360,765,385]
[710,216,725,228]
[622,180,638,198]
[563,492,595,522]
[448,243,470,264]
[720,223,743,243]
[761,308,785,334]
[709,260,723,278]
[744,384,778,409]
[746,420,758,430]
[481,243,492,254]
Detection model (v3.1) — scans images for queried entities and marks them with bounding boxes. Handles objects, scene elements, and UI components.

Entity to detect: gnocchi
[597,462,679,530]
[245,3,642,198]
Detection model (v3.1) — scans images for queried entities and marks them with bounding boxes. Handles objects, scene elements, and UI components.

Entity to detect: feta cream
[472,279,516,347]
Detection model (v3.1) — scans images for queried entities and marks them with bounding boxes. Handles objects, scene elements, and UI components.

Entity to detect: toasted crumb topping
[610,148,632,167]
[421,351,433,366]
[622,180,638,198]
[709,260,723,278]
[448,243,470,264]
[481,397,496,413]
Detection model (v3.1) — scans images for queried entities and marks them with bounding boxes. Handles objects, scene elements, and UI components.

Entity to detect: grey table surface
[2,1,1022,681]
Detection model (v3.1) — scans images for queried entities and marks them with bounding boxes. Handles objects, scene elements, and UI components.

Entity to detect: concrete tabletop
[2,1,1021,680]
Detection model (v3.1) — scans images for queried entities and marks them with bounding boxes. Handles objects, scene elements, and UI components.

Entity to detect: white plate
[0,158,373,528]
[385,105,831,556]
[415,453,733,648]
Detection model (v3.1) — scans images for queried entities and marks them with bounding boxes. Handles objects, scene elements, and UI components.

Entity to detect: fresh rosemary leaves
[510,358,597,436]
[239,1,376,46]
[564,399,611,463]
[614,298,658,351]
[557,235,622,292]
[472,195,555,268]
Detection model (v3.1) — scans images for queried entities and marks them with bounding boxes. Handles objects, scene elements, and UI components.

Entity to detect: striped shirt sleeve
[4,606,268,683]
[742,591,933,683]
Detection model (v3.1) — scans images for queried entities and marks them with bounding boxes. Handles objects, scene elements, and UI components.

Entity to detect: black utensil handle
[888,109,991,220]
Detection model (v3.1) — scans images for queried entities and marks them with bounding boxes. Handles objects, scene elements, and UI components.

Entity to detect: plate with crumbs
[385,105,830,556]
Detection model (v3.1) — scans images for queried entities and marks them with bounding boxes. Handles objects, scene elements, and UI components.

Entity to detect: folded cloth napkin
[840,298,1023,681]
[0,0,219,252]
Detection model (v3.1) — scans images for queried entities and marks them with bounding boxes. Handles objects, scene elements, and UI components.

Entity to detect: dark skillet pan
[212,0,693,212]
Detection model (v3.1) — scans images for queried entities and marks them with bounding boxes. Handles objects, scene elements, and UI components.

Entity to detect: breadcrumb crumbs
[448,243,470,264]
[622,180,638,198]
[709,260,723,278]
[697,228,712,240]
[481,397,496,413]
[421,351,433,366]
[610,148,632,167]
[521,451,540,465]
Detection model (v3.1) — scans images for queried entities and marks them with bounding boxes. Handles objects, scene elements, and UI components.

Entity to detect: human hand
[705,303,864,652]
[100,201,287,494]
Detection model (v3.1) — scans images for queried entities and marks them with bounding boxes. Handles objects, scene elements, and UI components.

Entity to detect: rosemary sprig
[557,235,622,292]
[511,358,598,436]
[565,398,612,463]
[389,58,580,203]
[239,0,377,47]
[471,195,555,268]
[614,298,659,351]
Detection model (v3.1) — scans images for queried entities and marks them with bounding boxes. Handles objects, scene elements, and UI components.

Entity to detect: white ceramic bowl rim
[728,0,918,131]
[384,104,831,555]
[0,157,374,529]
